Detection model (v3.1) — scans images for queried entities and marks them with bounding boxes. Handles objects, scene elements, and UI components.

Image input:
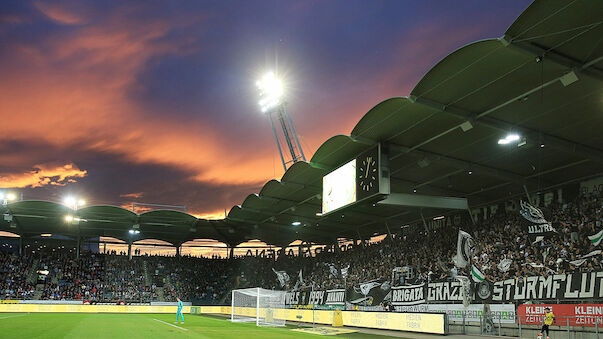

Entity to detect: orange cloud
[0,7,280,187]
[120,192,144,199]
[0,163,87,188]
[34,1,85,25]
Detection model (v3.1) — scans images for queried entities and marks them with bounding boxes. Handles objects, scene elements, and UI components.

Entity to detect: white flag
[455,276,472,307]
[456,230,475,268]
[340,265,350,279]
[328,264,339,278]
[272,268,289,287]
[589,230,603,246]
[471,264,485,282]
[569,259,586,267]
[497,258,512,273]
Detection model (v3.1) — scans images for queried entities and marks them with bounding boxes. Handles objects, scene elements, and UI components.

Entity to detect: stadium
[1,0,602,338]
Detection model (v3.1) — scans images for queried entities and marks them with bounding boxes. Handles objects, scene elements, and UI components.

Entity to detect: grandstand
[1,0,603,338]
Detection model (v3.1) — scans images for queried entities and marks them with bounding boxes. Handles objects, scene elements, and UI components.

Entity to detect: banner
[456,230,475,268]
[395,304,515,324]
[283,289,345,307]
[390,284,424,306]
[518,304,603,327]
[491,271,603,302]
[285,271,603,308]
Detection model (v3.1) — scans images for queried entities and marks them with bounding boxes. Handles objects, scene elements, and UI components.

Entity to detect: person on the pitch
[175,297,184,324]
[538,307,555,339]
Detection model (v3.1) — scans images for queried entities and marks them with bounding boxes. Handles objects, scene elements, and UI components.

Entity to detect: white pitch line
[152,318,189,331]
[0,314,28,320]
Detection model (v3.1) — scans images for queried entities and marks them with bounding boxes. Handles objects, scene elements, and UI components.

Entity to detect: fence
[448,314,602,339]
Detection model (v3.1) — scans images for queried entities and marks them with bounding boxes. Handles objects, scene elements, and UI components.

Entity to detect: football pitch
[0,313,403,338]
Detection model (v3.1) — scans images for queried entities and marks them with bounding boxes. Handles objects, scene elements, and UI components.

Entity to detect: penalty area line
[152,318,189,331]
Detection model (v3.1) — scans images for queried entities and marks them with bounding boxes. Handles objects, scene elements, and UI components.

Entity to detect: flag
[455,276,472,307]
[497,258,512,272]
[471,265,485,282]
[569,259,586,267]
[520,200,556,239]
[582,250,601,258]
[298,269,304,285]
[340,265,349,279]
[568,250,601,267]
[589,230,603,246]
[272,268,289,288]
[359,280,381,296]
[456,230,475,268]
[328,264,339,278]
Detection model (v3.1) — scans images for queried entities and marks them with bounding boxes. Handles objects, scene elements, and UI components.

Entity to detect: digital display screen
[322,159,356,214]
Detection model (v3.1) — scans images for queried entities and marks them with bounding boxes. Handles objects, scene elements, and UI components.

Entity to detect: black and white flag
[497,258,512,273]
[455,275,472,307]
[272,268,290,287]
[340,265,350,279]
[328,264,339,278]
[520,200,556,240]
[455,230,475,268]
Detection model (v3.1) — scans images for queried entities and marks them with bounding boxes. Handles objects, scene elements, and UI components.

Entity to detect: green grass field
[0,313,401,338]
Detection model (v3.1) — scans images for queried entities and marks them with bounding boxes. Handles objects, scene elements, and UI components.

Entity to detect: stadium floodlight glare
[497,133,521,145]
[65,215,74,222]
[291,221,301,226]
[129,229,140,235]
[64,196,85,209]
[6,193,16,201]
[256,72,284,113]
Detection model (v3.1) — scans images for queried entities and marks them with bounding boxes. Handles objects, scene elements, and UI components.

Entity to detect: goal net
[231,287,286,327]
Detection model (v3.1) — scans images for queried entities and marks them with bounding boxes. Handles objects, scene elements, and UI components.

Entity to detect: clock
[356,146,380,199]
[358,155,377,192]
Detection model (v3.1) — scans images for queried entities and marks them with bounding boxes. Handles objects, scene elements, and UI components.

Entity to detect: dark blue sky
[0,0,531,217]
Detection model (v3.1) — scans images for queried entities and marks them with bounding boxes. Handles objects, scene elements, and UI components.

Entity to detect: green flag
[471,265,485,282]
[589,230,603,246]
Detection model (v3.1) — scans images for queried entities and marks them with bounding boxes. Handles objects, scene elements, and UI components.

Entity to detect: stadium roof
[1,0,602,248]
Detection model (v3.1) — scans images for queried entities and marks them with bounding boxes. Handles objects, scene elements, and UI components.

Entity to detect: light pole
[256,72,306,171]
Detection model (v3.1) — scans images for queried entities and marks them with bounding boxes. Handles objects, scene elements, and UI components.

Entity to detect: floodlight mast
[257,72,306,171]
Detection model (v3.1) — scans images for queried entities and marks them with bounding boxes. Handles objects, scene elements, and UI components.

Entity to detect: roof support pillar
[76,236,81,259]
[19,235,23,256]
[127,241,132,260]
[176,245,181,257]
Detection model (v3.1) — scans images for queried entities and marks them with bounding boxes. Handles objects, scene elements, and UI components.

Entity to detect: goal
[231,287,286,327]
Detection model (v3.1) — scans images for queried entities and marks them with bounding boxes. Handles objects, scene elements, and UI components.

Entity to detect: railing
[448,314,602,338]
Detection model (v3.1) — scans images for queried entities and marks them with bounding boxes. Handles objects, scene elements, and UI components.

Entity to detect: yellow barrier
[0,304,191,314]
[2,304,445,334]
[191,306,447,334]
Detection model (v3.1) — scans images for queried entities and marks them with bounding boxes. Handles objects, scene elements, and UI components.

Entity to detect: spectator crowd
[0,191,600,303]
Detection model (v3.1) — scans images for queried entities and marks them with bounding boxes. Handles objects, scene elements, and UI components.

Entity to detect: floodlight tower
[256,72,306,171]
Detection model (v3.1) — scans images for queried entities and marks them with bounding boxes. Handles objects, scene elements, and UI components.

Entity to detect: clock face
[358,155,377,192]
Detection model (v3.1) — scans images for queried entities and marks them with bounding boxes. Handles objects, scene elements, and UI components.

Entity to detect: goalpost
[231,287,286,327]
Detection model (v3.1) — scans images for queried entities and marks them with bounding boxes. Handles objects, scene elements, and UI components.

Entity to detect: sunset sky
[0,0,531,219]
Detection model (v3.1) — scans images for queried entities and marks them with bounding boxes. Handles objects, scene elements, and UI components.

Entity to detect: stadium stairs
[32,284,44,300]
[155,288,165,302]
[26,258,40,284]
[142,261,151,287]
